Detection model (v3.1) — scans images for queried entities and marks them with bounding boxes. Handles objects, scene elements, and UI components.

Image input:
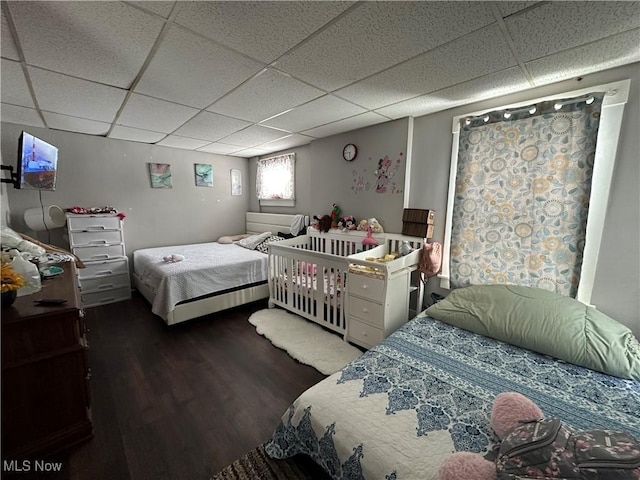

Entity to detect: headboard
[245,212,308,235]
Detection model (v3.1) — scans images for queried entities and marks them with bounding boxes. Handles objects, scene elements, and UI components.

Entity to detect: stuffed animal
[313,214,332,233]
[356,219,369,231]
[337,215,357,231]
[330,203,341,228]
[368,217,384,233]
[438,392,544,480]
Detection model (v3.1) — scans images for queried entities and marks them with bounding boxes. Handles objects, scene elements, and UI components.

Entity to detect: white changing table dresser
[66,213,131,308]
[346,237,423,349]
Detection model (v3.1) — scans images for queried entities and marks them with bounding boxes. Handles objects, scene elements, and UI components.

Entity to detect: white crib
[267,228,424,341]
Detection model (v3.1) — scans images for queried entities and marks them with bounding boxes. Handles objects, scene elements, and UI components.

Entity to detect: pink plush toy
[438,392,543,480]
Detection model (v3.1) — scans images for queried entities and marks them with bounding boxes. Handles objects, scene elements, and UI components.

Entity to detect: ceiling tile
[174,1,353,63]
[0,103,45,128]
[527,29,640,86]
[7,1,164,88]
[261,95,367,132]
[196,143,245,155]
[258,134,315,152]
[134,25,264,109]
[43,112,110,135]
[128,1,176,19]
[375,67,531,119]
[1,7,19,60]
[335,24,516,110]
[275,1,495,91]
[28,67,127,123]
[117,93,199,134]
[232,147,269,158]
[505,2,640,62]
[1,59,34,108]
[207,68,325,122]
[219,124,291,147]
[109,125,167,143]
[302,112,389,138]
[173,111,251,142]
[156,135,210,150]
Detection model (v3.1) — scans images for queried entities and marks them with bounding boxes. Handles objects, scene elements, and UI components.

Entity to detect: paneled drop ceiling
[1,1,639,158]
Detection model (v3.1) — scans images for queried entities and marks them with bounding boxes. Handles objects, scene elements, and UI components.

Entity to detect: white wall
[1,124,249,255]
[409,62,640,337]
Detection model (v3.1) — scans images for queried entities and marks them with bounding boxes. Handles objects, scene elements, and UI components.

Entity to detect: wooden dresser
[1,262,93,459]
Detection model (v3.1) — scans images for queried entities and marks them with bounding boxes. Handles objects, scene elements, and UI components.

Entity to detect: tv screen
[17,131,58,190]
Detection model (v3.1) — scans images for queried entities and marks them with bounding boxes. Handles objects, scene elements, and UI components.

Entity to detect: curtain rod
[465,91,611,125]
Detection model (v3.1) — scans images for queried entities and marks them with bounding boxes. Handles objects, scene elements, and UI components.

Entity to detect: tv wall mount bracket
[1,165,19,187]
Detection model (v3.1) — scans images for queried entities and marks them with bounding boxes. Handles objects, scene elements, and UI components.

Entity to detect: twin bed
[133,212,298,325]
[267,286,640,479]
[132,212,640,479]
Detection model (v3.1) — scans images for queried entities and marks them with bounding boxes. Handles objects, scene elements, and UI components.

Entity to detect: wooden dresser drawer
[68,215,121,232]
[348,274,384,301]
[78,258,129,279]
[348,318,383,349]
[73,244,125,261]
[70,230,123,248]
[348,296,384,326]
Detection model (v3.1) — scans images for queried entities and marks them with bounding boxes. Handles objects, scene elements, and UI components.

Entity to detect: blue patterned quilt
[266,313,640,480]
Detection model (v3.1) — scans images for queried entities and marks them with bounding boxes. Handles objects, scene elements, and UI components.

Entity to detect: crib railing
[269,237,349,337]
[268,229,425,341]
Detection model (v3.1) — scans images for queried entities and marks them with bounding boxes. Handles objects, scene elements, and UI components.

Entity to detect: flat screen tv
[16,131,58,190]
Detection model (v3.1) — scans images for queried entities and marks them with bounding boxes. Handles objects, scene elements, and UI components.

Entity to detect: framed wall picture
[231,169,242,196]
[148,163,172,188]
[194,163,213,187]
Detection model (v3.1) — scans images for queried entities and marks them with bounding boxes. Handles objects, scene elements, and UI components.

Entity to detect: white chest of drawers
[66,213,131,308]
[345,241,422,349]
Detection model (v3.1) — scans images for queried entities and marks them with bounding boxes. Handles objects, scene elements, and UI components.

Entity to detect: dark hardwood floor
[26,293,327,479]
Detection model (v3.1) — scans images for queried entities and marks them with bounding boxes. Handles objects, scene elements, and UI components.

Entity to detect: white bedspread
[133,242,268,320]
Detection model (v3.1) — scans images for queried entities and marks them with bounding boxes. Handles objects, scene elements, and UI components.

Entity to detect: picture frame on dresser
[66,213,131,308]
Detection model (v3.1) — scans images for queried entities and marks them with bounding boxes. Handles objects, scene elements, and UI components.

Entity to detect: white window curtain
[256,153,295,202]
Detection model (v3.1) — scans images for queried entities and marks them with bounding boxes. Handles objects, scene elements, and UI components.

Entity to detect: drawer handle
[99,298,116,303]
[87,226,107,230]
[91,254,111,259]
[89,240,109,244]
[98,284,114,290]
[95,270,114,276]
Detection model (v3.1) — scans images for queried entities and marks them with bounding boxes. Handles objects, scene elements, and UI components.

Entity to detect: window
[441,80,630,305]
[256,153,295,206]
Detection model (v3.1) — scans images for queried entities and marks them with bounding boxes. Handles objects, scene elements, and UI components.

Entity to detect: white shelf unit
[66,213,131,308]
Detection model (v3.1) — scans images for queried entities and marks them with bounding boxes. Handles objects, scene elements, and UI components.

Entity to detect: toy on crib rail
[362,225,378,246]
[312,214,332,233]
[337,215,357,232]
[330,203,341,228]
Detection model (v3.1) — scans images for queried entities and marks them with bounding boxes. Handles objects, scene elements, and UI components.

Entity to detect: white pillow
[236,231,272,250]
[218,234,250,244]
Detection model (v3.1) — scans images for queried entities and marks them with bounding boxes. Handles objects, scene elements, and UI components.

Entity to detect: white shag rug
[248,308,363,375]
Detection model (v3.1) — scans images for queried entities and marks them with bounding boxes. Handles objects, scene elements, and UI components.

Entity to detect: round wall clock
[343,143,358,161]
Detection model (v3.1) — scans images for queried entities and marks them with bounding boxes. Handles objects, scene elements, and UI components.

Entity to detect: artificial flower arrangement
[1,262,26,293]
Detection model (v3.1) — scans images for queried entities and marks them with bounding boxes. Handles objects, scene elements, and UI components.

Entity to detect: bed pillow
[235,231,272,250]
[217,234,250,244]
[255,235,286,254]
[425,285,640,380]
